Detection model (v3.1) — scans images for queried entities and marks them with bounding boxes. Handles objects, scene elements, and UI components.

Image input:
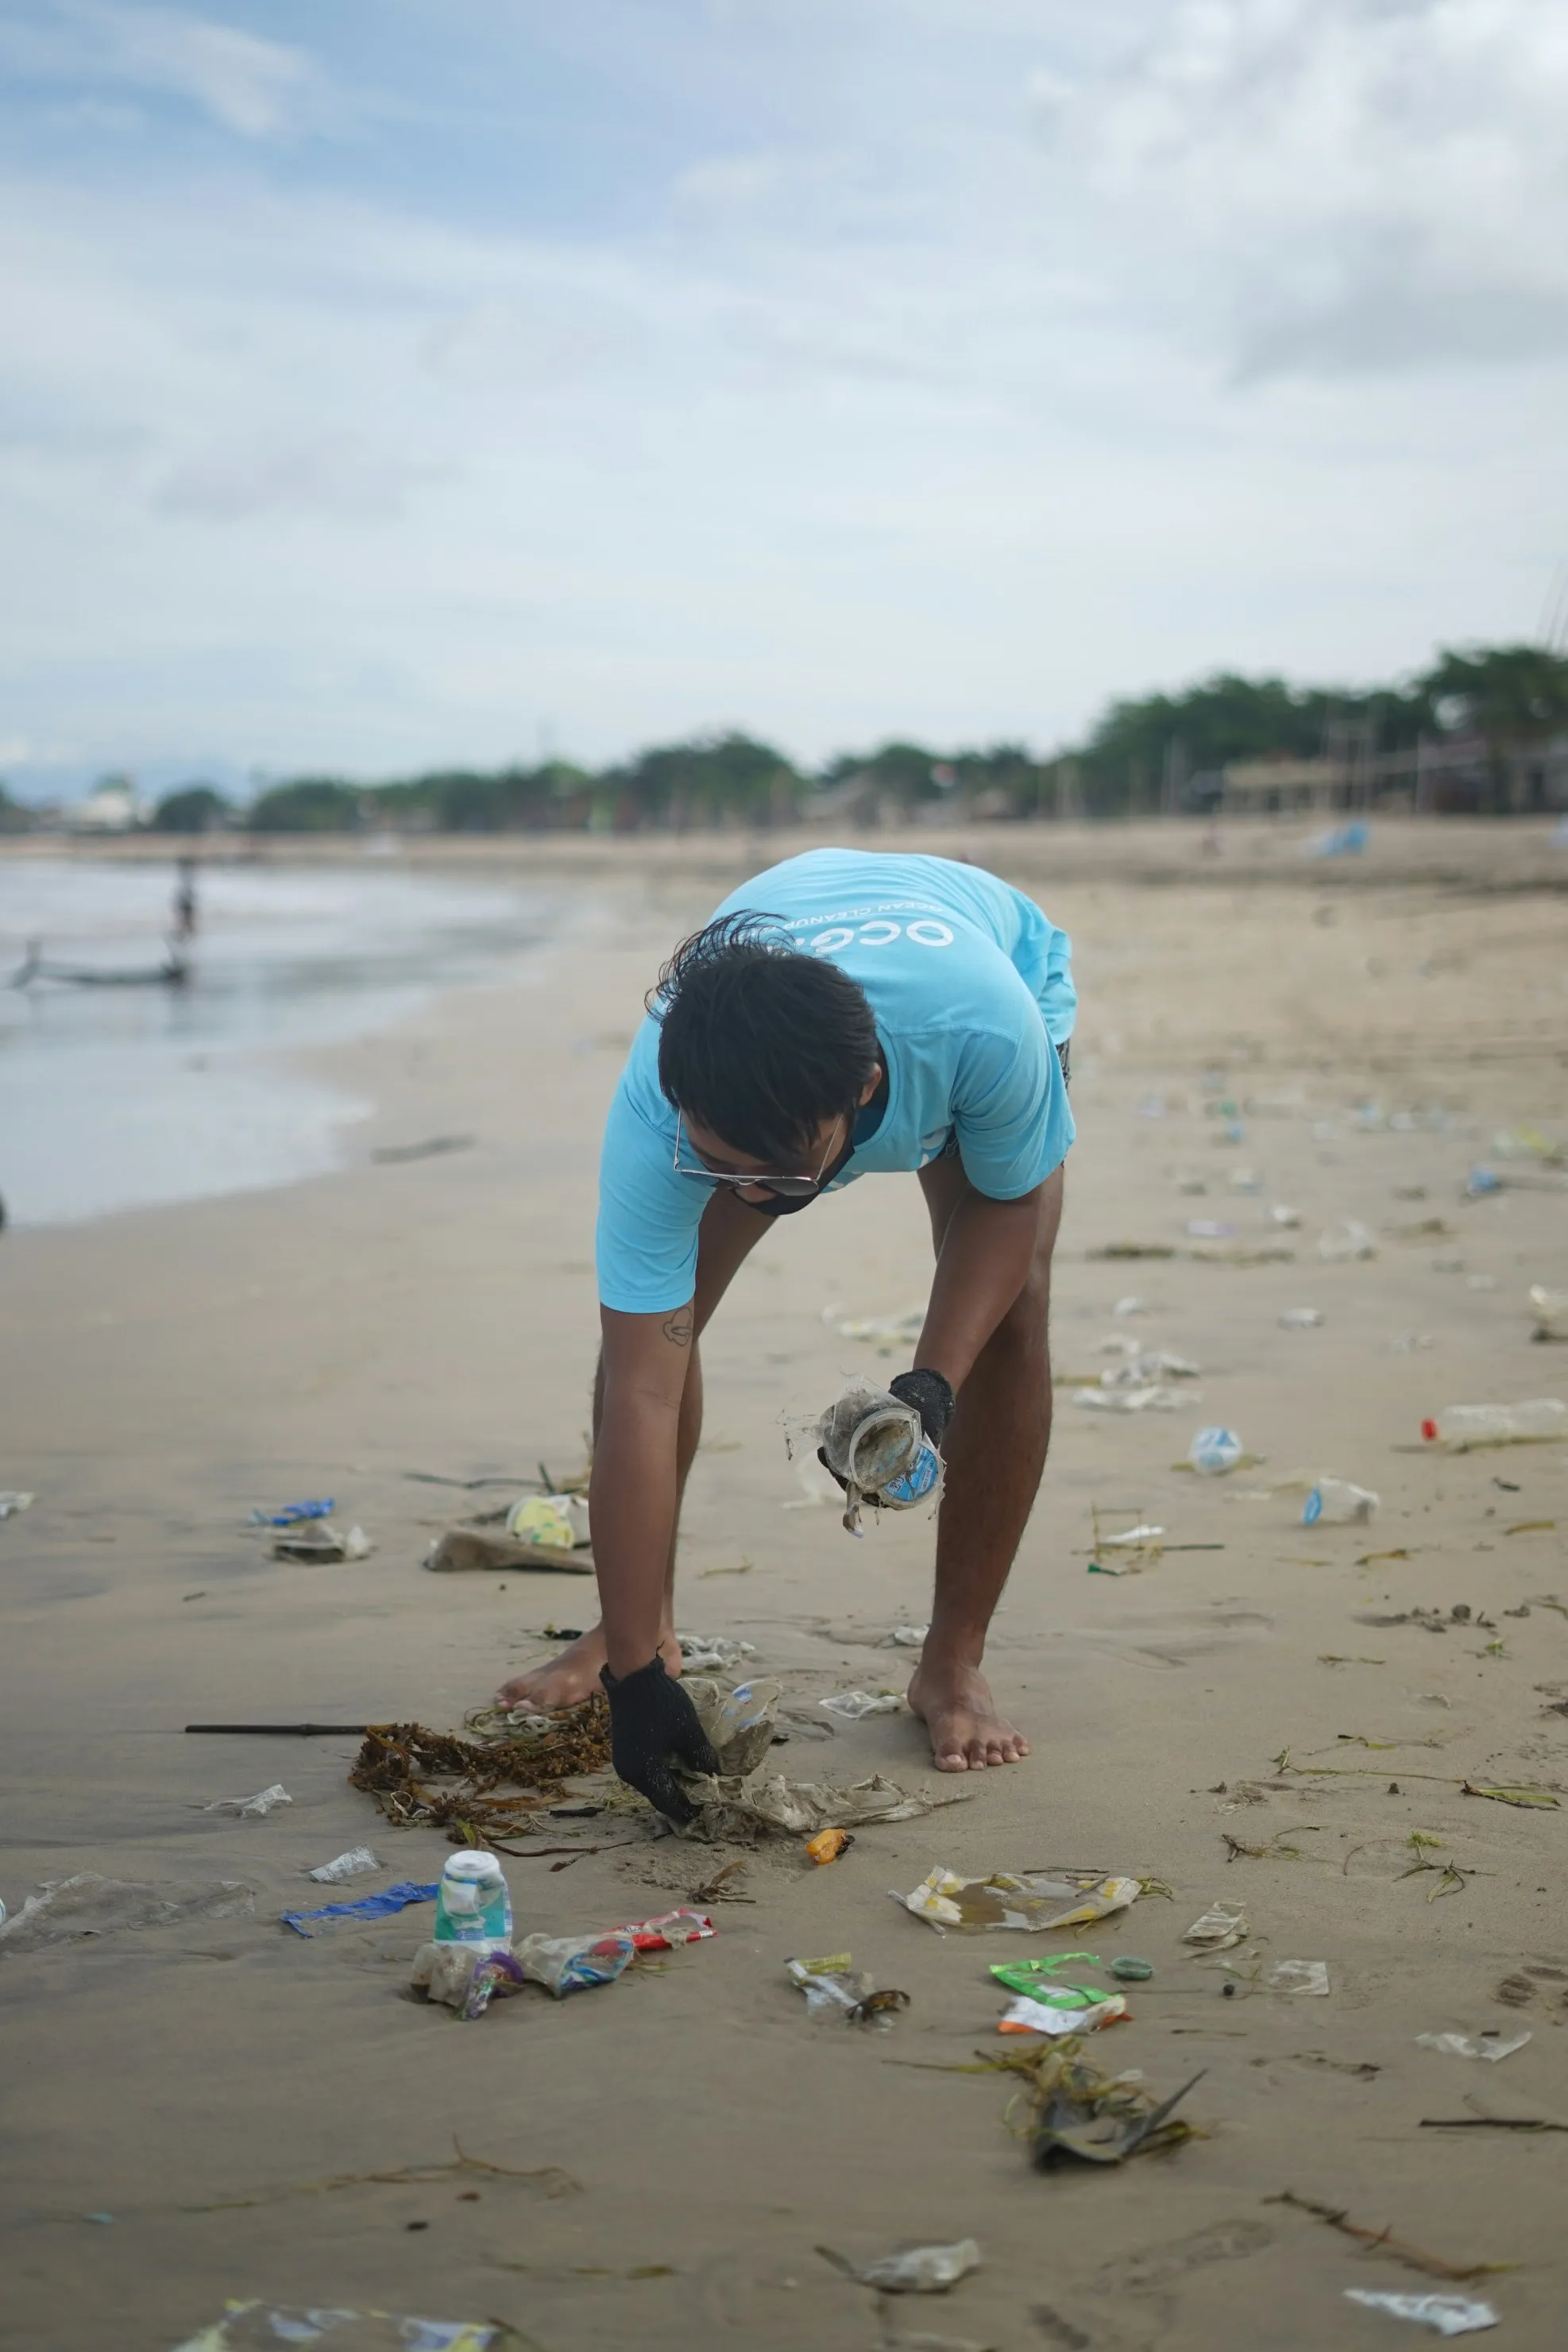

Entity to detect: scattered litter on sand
[1183,1901,1247,1950]
[821,1690,903,1718]
[272,1520,372,1562]
[786,1952,909,2026]
[172,2304,519,2350]
[0,1490,34,1519]
[1319,1220,1377,1261]
[1112,1295,1148,1315]
[688,1769,952,1842]
[201,1784,292,1818]
[826,1304,925,1342]
[989,1953,1110,2006]
[1269,1960,1330,1996]
[678,1678,960,1840]
[1188,1427,1244,1476]
[899,1869,1140,1933]
[1097,1345,1201,1381]
[282,1881,438,1938]
[0,1875,254,1952]
[818,2238,981,2292]
[414,1910,713,2015]
[806,1828,852,1864]
[1416,2030,1531,2062]
[998,1992,1128,2035]
[1279,1307,1324,1329]
[248,1499,334,1527]
[1303,1480,1380,1527]
[306,1847,380,1883]
[1529,1284,1568,1341]
[426,1524,593,1574]
[1342,2292,1497,2336]
[993,2041,1202,2167]
[678,1633,758,1672]
[1075,1384,1181,1413]
[504,1493,590,1552]
[1423,1399,1566,1451]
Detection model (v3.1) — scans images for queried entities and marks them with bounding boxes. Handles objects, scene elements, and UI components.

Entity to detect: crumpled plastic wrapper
[1342,2292,1497,2336]
[677,1633,758,1673]
[272,1522,373,1562]
[172,2303,514,2350]
[1183,1899,1247,1950]
[202,1783,292,1817]
[425,1526,593,1574]
[817,2238,982,2293]
[411,1930,637,2015]
[0,1873,255,1952]
[306,1846,380,1884]
[676,1676,965,1840]
[999,1992,1128,2034]
[900,1867,1141,1933]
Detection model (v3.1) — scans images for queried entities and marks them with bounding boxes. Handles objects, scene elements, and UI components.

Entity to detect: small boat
[8,937,190,989]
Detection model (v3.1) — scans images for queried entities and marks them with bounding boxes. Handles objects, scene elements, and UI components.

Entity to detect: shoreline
[4,811,1566,898]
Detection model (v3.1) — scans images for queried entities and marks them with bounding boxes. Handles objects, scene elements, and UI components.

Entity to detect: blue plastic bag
[281,1880,438,1938]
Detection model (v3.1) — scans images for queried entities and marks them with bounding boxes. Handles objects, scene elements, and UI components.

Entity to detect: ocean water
[0,856,560,1226]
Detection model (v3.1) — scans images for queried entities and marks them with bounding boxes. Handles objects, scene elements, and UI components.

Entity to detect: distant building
[69,777,147,833]
[1222,734,1568,817]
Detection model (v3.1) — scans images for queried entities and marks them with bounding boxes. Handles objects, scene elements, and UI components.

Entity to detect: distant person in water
[493,848,1076,1825]
[172,857,199,941]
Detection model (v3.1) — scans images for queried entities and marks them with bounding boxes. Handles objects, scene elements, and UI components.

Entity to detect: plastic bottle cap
[442,1852,500,1882]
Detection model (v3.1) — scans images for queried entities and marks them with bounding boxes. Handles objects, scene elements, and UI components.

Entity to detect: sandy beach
[4,826,1568,2352]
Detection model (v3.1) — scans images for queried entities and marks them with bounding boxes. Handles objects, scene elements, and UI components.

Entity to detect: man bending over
[495,848,1075,1822]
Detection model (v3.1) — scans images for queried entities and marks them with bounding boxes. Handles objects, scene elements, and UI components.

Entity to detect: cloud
[0,2,1566,783]
[157,434,448,523]
[1034,0,1568,376]
[9,2,325,139]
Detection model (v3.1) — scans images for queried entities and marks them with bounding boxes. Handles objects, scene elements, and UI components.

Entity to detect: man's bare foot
[493,1624,681,1713]
[907,1654,1030,1772]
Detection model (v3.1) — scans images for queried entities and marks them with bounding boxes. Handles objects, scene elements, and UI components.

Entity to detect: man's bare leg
[907,1161,1063,1771]
[494,1189,768,1709]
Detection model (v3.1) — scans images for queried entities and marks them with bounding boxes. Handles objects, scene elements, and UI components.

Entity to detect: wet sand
[3,831,1568,2351]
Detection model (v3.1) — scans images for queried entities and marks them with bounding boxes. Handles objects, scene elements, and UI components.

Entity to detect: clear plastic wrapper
[899,1867,1140,1933]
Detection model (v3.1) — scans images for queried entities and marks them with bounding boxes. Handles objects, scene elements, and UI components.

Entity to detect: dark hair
[650,913,879,1163]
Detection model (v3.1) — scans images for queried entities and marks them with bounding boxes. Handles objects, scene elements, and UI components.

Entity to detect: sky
[3,0,1568,797]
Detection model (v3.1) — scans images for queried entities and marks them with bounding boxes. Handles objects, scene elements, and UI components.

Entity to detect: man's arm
[592,1300,694,1677]
[914,1183,1043,1395]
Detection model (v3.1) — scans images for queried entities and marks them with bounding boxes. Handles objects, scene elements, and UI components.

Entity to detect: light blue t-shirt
[595,849,1076,1314]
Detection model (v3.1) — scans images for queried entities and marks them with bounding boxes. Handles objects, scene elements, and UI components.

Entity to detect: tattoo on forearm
[661,1309,693,1348]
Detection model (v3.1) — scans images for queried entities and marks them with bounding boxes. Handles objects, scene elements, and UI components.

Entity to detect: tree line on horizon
[6,640,1566,837]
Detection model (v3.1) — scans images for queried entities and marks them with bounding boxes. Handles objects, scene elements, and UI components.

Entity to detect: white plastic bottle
[433,1852,512,1955]
[1426,1400,1567,1453]
[1303,1478,1379,1525]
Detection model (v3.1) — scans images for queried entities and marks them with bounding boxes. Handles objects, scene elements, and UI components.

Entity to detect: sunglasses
[673,1110,846,1199]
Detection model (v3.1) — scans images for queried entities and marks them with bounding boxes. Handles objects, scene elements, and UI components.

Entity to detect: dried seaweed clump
[350,1701,611,1839]
[991,2037,1203,2168]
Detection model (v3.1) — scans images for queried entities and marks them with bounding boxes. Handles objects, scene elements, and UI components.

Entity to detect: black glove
[600,1654,723,1827]
[889,1366,956,1450]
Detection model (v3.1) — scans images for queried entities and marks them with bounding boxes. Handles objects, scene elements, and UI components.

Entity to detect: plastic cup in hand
[879,1439,941,1508]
